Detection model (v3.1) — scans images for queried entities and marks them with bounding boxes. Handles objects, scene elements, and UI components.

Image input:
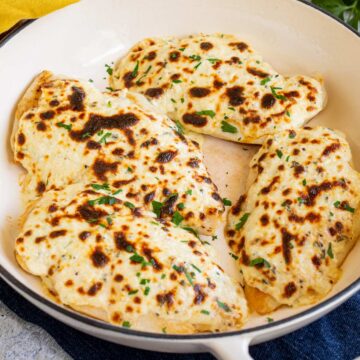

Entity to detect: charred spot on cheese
[78,204,107,223]
[91,247,109,268]
[142,246,163,271]
[114,232,134,251]
[70,113,139,142]
[283,282,297,298]
[229,42,248,52]
[156,291,175,308]
[187,158,200,168]
[281,229,294,264]
[92,159,118,181]
[260,214,269,226]
[311,255,321,269]
[49,230,67,238]
[200,42,213,50]
[69,86,85,111]
[261,94,276,109]
[35,236,46,244]
[293,165,305,177]
[232,195,247,216]
[146,51,157,61]
[40,110,55,120]
[211,193,221,202]
[49,99,60,107]
[226,86,245,106]
[145,87,164,98]
[86,140,101,150]
[17,133,26,145]
[156,150,178,163]
[247,67,269,78]
[193,284,207,304]
[260,176,280,195]
[87,282,103,296]
[322,142,340,157]
[189,87,211,98]
[144,191,155,203]
[183,113,208,127]
[123,71,136,88]
[169,51,181,62]
[36,122,47,131]
[79,231,91,241]
[213,79,225,89]
[114,274,124,282]
[36,181,46,194]
[161,193,179,217]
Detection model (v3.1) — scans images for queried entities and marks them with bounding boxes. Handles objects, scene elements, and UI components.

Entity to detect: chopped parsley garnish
[228,107,236,111]
[334,201,341,208]
[201,310,210,315]
[180,97,185,103]
[128,289,138,295]
[221,121,238,134]
[81,132,91,139]
[222,198,232,206]
[132,61,139,78]
[276,149,283,159]
[327,243,334,259]
[124,201,135,209]
[88,79,94,83]
[270,86,287,101]
[56,122,72,131]
[330,212,334,217]
[285,155,290,162]
[191,264,201,273]
[171,98,176,103]
[194,62,202,69]
[184,268,194,286]
[196,110,215,118]
[212,235,218,241]
[162,327,167,333]
[152,200,163,217]
[177,203,185,210]
[182,226,199,239]
[216,300,231,312]
[235,212,250,230]
[334,201,354,213]
[229,252,239,260]
[249,257,271,268]
[161,273,166,279]
[260,77,271,85]
[297,197,305,205]
[267,317,274,323]
[189,55,201,61]
[91,183,110,191]
[129,253,152,268]
[207,58,221,64]
[344,204,355,213]
[174,120,184,134]
[126,245,135,253]
[127,167,133,173]
[106,86,114,92]
[302,179,307,186]
[98,132,112,144]
[112,189,122,195]
[140,279,150,285]
[172,211,184,226]
[136,65,152,85]
[286,110,291,117]
[122,321,131,328]
[172,79,182,84]
[185,189,192,195]
[179,47,186,52]
[106,216,113,225]
[144,287,150,296]
[170,52,178,59]
[88,195,117,206]
[105,64,113,75]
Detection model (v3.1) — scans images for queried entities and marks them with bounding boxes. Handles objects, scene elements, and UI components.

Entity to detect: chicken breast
[15,183,248,333]
[226,127,360,313]
[110,34,326,144]
[12,71,224,235]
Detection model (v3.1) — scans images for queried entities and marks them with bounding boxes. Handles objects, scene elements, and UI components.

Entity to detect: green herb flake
[302,179,307,186]
[285,155,290,162]
[128,289,138,295]
[144,286,150,296]
[196,110,216,118]
[124,201,135,209]
[172,211,184,226]
[172,79,182,84]
[132,61,139,78]
[207,58,221,64]
[270,86,287,101]
[91,183,110,191]
[88,195,117,206]
[189,54,201,61]
[216,300,231,312]
[161,273,166,279]
[152,200,163,217]
[171,98,176,103]
[194,62,202,69]
[185,189,192,195]
[249,257,271,268]
[267,317,274,323]
[286,110,291,117]
[191,264,201,273]
[56,122,72,131]
[122,321,131,328]
[344,204,355,213]
[174,120,184,134]
[88,79,94,83]
[136,65,152,85]
[327,243,334,259]
[235,212,250,230]
[260,77,271,85]
[162,327,167,333]
[201,310,210,315]
[222,198,232,206]
[177,202,185,210]
[105,64,113,75]
[229,252,239,260]
[221,121,238,134]
[179,47,186,52]
[106,86,114,92]
[98,132,112,144]
[182,226,199,239]
[276,149,283,159]
[106,216,113,225]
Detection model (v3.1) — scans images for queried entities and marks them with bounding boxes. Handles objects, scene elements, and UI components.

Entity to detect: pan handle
[205,336,253,360]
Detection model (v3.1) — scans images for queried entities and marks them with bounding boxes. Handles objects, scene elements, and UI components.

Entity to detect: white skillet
[0,0,359,359]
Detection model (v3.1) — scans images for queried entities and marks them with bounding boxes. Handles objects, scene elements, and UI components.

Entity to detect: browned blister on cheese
[110,34,326,144]
[226,127,360,313]
[12,71,224,235]
[15,184,247,333]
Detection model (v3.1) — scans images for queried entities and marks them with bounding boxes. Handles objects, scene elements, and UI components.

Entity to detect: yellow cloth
[0,0,78,34]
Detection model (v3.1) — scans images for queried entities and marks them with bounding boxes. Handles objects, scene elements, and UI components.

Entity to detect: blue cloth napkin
[0,278,358,359]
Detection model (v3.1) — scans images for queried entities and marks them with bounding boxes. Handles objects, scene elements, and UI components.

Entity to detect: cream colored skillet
[0,0,360,359]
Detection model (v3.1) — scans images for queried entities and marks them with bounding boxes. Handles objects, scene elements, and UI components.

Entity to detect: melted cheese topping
[110,34,326,144]
[226,127,360,308]
[15,184,247,333]
[13,72,224,235]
